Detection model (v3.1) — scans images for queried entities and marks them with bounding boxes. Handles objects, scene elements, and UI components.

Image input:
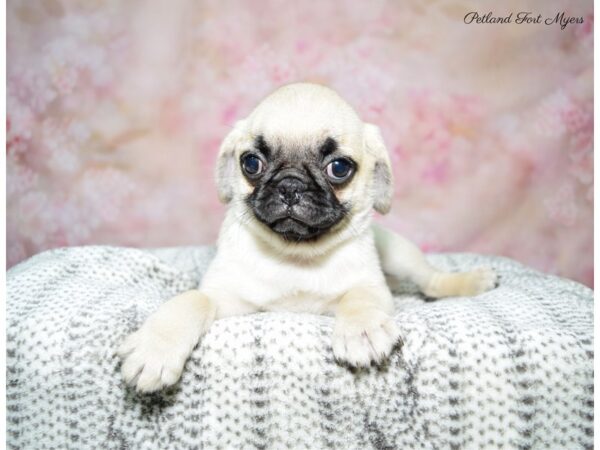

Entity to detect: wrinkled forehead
[245,88,364,156]
[251,134,343,165]
[250,108,362,155]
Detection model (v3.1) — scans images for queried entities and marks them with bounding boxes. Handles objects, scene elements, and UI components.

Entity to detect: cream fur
[119,83,497,392]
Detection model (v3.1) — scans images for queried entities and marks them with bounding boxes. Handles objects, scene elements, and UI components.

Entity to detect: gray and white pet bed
[6,246,594,449]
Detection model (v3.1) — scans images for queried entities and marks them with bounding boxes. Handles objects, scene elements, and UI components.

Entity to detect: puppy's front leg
[373,224,497,298]
[118,290,216,392]
[332,285,401,367]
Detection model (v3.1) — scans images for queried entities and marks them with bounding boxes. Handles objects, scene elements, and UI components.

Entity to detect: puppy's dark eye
[241,153,264,176]
[325,158,354,182]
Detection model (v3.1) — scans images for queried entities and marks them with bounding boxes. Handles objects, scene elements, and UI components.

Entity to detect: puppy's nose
[277,177,306,206]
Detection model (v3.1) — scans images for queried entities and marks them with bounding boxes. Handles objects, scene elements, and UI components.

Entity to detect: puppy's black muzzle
[246,162,347,242]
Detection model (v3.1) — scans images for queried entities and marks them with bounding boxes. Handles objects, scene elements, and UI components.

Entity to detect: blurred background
[7,0,593,286]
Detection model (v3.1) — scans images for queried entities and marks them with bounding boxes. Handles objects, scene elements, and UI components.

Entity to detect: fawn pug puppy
[118,83,497,392]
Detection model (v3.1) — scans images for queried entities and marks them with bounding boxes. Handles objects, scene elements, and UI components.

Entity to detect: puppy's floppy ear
[363,123,394,214]
[215,120,248,203]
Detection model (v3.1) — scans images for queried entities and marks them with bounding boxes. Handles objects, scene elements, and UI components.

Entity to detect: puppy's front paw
[117,320,193,393]
[332,310,401,368]
[117,290,215,392]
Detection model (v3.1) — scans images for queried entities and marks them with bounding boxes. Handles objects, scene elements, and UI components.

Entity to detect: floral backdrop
[7,0,593,286]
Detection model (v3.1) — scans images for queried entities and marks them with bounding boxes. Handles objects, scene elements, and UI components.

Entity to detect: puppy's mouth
[249,203,344,242]
[269,216,329,241]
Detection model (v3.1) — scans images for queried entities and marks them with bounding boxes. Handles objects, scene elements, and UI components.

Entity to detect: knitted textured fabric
[6,246,594,449]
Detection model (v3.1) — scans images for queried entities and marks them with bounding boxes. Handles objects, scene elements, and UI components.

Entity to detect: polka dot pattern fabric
[7,246,593,449]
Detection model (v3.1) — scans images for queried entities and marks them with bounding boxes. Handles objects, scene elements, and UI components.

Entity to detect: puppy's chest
[234,257,356,313]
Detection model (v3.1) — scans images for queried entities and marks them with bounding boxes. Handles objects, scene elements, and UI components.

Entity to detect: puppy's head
[216,83,393,253]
